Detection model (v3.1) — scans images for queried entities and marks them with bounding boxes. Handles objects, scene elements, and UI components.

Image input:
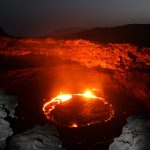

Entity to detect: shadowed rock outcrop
[0,90,17,149]
[109,115,150,150]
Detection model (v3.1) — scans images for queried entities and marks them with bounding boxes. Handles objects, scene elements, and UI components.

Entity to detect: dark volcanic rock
[0,118,13,149]
[0,90,17,149]
[0,28,8,37]
[8,124,63,150]
[109,115,150,150]
[55,24,150,47]
[0,92,17,118]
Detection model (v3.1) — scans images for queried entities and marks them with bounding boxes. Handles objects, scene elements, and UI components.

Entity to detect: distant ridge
[50,24,150,47]
[0,27,9,36]
[48,27,87,37]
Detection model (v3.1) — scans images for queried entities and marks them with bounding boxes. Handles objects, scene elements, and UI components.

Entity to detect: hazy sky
[0,0,150,36]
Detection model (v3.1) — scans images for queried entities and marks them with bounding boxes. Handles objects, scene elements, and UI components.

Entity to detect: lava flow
[43,90,114,128]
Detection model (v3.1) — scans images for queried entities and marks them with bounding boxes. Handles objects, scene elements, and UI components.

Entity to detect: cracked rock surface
[0,90,17,149]
[7,124,63,150]
[109,115,150,150]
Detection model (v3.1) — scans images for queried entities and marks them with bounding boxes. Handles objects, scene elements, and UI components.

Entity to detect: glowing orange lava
[83,90,97,98]
[43,90,114,127]
[71,123,78,128]
[43,93,72,119]
[57,93,72,102]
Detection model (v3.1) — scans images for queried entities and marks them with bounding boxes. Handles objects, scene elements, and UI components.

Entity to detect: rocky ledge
[109,115,150,150]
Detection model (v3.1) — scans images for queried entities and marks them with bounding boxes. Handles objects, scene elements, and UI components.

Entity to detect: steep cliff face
[0,37,149,108]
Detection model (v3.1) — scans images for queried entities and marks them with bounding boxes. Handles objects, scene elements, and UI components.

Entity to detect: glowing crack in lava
[43,90,114,128]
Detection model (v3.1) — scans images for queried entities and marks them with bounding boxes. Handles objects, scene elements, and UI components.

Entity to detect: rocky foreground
[0,91,63,150]
[1,90,150,150]
[109,115,150,150]
[7,124,63,150]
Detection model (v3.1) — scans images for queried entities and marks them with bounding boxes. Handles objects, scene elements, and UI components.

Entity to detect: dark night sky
[0,0,150,36]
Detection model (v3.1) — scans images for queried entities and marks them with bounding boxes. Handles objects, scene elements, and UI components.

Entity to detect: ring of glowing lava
[43,90,114,128]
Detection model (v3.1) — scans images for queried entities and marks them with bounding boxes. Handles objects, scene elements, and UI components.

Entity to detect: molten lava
[83,90,97,98]
[43,90,114,127]
[57,93,72,102]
